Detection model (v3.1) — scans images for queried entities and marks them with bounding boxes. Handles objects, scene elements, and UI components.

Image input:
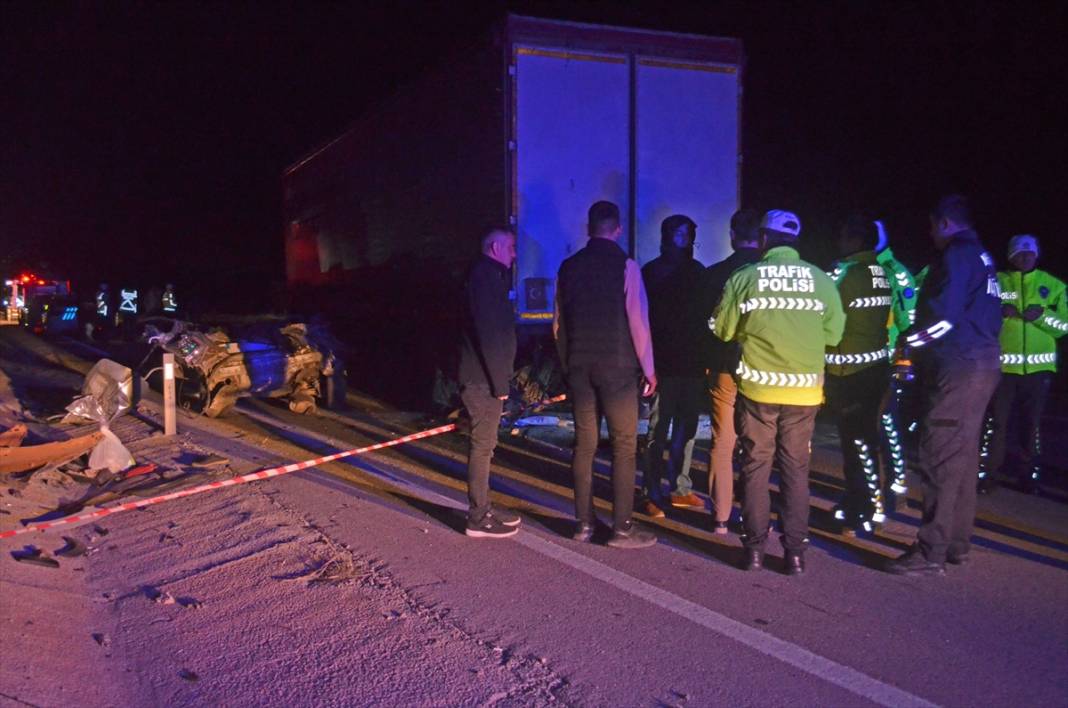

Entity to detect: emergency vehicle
[3,273,79,336]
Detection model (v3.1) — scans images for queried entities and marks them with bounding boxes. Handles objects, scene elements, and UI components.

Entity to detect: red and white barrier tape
[0,423,457,540]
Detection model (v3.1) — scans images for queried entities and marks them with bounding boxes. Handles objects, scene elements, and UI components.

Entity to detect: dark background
[3,0,1066,298]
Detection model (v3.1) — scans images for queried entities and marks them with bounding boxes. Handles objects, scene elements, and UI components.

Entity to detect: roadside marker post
[162,353,177,436]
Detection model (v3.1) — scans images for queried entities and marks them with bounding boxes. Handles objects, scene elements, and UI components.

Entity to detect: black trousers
[915,361,1000,562]
[986,372,1052,481]
[567,366,638,531]
[735,395,819,553]
[644,375,703,497]
[825,365,889,522]
[460,383,504,522]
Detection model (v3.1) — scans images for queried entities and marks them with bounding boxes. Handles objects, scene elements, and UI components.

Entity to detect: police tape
[0,423,458,540]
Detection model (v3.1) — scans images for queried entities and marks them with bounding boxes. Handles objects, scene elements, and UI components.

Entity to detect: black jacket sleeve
[466,263,516,397]
[906,244,967,348]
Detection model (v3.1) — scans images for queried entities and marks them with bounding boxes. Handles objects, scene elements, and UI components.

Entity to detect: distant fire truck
[3,272,79,336]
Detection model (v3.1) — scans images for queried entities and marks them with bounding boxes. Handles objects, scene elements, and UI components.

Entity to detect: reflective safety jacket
[876,247,917,348]
[997,268,1067,375]
[162,288,177,313]
[826,250,893,377]
[714,245,845,405]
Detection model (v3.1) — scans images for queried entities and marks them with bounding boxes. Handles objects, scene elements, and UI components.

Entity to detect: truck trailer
[282,14,742,403]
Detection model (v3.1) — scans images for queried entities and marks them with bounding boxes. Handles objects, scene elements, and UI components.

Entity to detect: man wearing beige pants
[701,209,763,533]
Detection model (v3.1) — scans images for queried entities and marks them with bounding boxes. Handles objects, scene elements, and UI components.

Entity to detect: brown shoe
[670,492,704,509]
[639,498,665,518]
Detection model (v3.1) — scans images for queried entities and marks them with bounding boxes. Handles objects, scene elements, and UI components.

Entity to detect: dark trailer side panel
[281,15,741,405]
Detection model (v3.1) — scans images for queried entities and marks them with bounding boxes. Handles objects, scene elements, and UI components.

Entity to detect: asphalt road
[218,392,1068,708]
[24,333,1068,706]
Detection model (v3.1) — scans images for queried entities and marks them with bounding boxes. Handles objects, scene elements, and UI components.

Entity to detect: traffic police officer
[94,283,113,337]
[825,215,893,535]
[887,195,1001,576]
[162,283,178,314]
[874,221,916,503]
[713,210,845,574]
[980,235,1066,492]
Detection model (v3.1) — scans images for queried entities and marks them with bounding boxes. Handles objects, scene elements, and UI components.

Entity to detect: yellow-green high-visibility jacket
[826,250,893,377]
[713,245,845,405]
[998,268,1067,374]
[876,247,917,348]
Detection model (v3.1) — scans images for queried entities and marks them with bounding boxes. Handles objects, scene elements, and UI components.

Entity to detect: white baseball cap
[761,210,801,237]
[1008,234,1039,259]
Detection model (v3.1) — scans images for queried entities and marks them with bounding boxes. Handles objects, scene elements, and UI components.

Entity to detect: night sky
[3,1,1065,301]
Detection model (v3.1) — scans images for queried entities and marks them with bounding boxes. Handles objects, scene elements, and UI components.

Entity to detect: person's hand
[1023,305,1043,322]
[1002,303,1020,319]
[497,395,508,401]
[642,373,658,397]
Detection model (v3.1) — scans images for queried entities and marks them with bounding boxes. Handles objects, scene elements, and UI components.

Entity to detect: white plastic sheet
[64,359,135,473]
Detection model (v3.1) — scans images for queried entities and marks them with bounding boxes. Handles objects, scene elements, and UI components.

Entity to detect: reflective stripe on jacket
[826,250,893,377]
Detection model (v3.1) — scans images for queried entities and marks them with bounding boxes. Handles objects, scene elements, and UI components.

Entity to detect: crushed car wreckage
[140,318,345,417]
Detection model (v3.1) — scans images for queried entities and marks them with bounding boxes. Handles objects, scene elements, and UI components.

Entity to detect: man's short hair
[841,214,879,250]
[588,201,620,237]
[480,228,513,253]
[931,194,972,227]
[729,208,761,244]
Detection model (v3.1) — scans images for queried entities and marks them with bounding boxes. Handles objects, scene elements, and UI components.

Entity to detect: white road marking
[515,533,937,708]
[249,404,938,708]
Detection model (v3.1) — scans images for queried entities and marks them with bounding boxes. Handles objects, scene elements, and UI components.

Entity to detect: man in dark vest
[555,201,658,549]
[457,229,523,538]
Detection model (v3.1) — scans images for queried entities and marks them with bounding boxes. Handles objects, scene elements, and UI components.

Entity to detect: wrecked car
[140,318,345,417]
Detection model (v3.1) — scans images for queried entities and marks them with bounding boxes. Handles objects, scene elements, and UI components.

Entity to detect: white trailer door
[635,58,740,267]
[514,47,630,318]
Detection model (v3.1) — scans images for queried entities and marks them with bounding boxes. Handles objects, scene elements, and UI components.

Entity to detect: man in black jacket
[458,229,522,538]
[886,195,1001,575]
[701,209,763,534]
[641,215,706,514]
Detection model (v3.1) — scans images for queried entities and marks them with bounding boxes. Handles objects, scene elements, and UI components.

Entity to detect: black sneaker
[466,514,519,539]
[605,522,657,549]
[489,507,522,527]
[884,545,945,576]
